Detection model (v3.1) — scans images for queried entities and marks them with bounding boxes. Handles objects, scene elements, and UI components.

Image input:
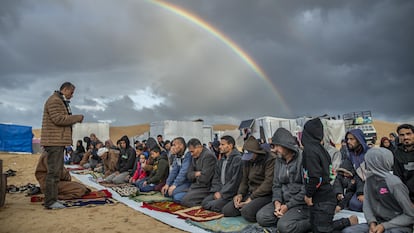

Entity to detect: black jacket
[210,149,243,200]
[187,148,217,189]
[147,152,169,184]
[393,145,414,203]
[301,118,335,203]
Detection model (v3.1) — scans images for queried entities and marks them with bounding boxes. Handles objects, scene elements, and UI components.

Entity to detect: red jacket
[132,161,146,181]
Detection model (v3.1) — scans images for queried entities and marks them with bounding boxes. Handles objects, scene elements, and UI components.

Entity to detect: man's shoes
[45,201,66,209]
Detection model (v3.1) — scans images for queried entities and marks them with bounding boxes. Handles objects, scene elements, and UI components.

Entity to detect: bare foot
[349,215,358,225]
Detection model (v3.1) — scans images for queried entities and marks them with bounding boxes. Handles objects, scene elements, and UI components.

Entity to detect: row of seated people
[55,122,414,233]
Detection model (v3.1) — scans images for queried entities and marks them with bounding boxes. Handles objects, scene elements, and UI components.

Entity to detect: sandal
[4,169,16,177]
[27,186,41,196]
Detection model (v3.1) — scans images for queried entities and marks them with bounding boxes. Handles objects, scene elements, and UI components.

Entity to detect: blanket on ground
[61,197,117,208]
[129,192,172,203]
[174,206,224,222]
[141,201,187,214]
[110,184,139,197]
[185,216,250,232]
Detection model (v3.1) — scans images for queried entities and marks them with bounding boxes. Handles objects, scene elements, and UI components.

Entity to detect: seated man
[35,151,90,201]
[222,136,275,222]
[100,146,120,177]
[181,138,217,207]
[161,137,192,203]
[202,135,243,213]
[136,146,169,192]
[104,135,135,184]
[256,128,311,232]
[79,141,103,169]
[343,148,414,233]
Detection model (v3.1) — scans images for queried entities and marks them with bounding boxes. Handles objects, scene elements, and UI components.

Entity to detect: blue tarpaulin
[0,123,33,153]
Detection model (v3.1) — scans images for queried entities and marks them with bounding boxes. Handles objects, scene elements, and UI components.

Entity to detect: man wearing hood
[222,136,275,223]
[302,118,336,233]
[202,135,243,213]
[342,148,414,233]
[104,135,135,184]
[181,138,217,207]
[342,128,370,212]
[256,128,311,232]
[394,124,414,204]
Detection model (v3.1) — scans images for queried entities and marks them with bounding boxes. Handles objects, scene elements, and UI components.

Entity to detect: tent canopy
[0,123,33,153]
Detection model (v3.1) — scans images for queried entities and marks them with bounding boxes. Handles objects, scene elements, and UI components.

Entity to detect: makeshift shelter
[72,123,110,146]
[150,120,213,144]
[0,123,33,153]
[239,116,345,145]
[239,116,299,143]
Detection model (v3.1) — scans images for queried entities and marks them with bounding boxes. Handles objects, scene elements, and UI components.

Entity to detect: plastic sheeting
[72,123,110,145]
[0,123,33,153]
[150,120,212,144]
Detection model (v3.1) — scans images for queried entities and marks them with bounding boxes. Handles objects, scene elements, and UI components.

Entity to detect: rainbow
[149,0,291,114]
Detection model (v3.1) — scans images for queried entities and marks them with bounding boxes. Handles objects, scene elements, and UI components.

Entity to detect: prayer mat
[70,170,94,175]
[81,189,112,199]
[237,224,277,233]
[185,216,250,232]
[174,206,224,222]
[129,192,172,203]
[61,198,117,208]
[30,195,44,203]
[110,184,139,197]
[141,201,187,214]
[64,165,85,171]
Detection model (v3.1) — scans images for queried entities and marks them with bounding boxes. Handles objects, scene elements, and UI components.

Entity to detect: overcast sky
[1,0,413,128]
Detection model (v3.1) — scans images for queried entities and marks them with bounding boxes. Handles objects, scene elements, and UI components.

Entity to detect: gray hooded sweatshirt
[271,128,306,209]
[363,147,414,230]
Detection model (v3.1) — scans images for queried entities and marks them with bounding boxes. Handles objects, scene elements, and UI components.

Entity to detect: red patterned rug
[141,201,187,214]
[174,206,224,222]
[81,189,112,199]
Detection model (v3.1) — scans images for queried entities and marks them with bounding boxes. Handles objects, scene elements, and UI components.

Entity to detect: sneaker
[46,201,66,209]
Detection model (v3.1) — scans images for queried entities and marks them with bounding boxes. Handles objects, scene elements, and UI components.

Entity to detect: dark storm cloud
[0,0,412,128]
[168,0,414,120]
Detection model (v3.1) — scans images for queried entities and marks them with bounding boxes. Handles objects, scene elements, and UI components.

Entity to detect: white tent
[72,123,110,145]
[150,120,209,144]
[239,116,345,145]
[245,116,299,142]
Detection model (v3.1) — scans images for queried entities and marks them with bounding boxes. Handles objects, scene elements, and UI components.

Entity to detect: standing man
[40,82,84,209]
[394,124,414,203]
[202,135,243,213]
[181,138,217,207]
[302,118,336,233]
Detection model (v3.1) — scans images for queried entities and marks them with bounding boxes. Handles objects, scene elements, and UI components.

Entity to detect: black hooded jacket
[301,118,335,203]
[117,135,136,173]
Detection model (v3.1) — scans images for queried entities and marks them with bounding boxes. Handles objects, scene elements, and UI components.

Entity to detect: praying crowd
[42,122,414,233]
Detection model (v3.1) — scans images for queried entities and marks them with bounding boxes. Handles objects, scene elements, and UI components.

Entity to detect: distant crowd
[61,121,414,233]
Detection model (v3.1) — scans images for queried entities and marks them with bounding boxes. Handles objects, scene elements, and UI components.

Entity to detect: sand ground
[0,153,185,233]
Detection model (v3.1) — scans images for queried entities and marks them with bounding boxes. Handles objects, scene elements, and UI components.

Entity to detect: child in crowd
[334,159,357,212]
[129,147,147,184]
[64,146,73,165]
[136,146,169,192]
